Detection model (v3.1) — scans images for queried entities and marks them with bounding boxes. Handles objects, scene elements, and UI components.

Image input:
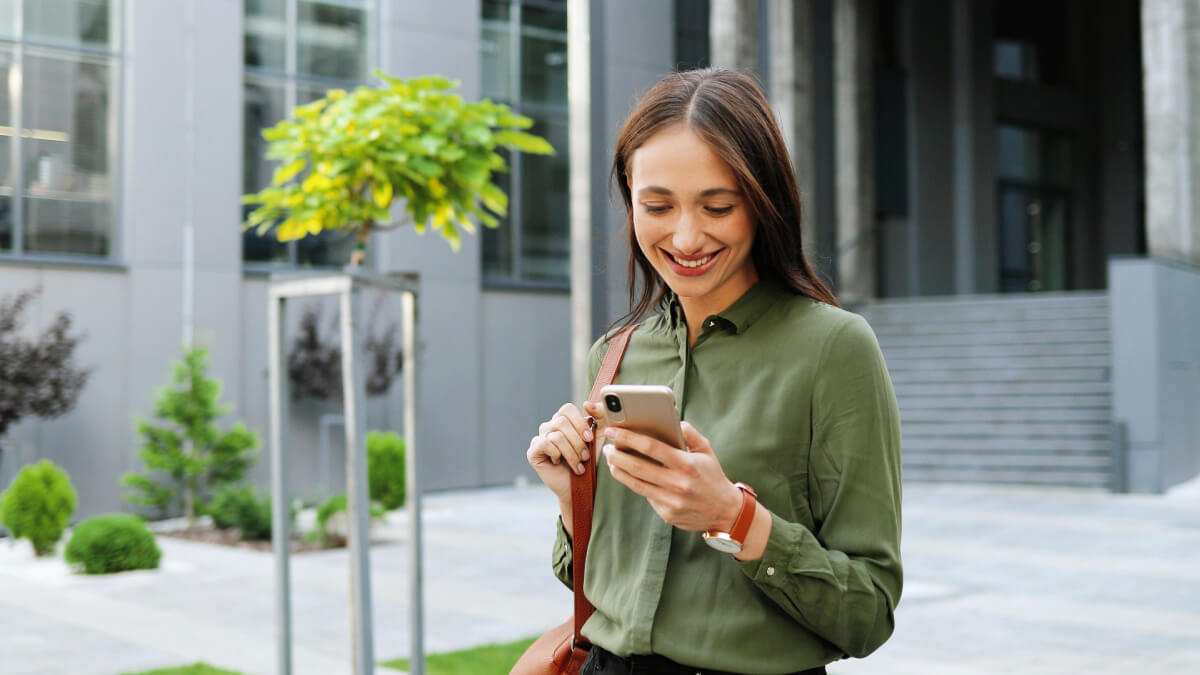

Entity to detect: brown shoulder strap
[572,324,636,646]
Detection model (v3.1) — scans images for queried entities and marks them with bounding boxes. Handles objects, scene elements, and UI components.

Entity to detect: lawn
[380,636,539,674]
[121,665,242,675]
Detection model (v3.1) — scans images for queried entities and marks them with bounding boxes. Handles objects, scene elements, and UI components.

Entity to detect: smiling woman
[524,68,903,675]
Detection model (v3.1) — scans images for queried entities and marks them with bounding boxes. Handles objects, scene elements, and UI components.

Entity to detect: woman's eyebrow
[637,186,740,198]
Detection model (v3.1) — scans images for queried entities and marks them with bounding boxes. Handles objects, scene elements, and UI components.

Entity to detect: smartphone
[598,385,686,464]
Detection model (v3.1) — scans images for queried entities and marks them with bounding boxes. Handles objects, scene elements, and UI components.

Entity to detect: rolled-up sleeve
[736,313,903,658]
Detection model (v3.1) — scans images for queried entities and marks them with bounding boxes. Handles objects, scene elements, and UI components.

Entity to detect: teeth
[674,254,713,268]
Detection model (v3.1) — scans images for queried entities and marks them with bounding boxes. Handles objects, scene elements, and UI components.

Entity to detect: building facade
[1,0,1198,520]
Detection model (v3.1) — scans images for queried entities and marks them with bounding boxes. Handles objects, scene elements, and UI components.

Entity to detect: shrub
[207,485,270,541]
[367,431,406,509]
[64,514,161,574]
[0,459,76,556]
[308,493,386,548]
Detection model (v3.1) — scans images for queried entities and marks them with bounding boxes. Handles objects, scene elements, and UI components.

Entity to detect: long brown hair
[607,67,838,338]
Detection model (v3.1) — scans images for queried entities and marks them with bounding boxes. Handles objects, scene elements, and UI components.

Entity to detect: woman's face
[628,124,758,313]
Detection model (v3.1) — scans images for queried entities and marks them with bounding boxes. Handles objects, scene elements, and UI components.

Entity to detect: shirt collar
[664,279,789,336]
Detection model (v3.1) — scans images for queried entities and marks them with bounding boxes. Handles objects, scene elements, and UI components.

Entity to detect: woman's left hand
[600,419,744,533]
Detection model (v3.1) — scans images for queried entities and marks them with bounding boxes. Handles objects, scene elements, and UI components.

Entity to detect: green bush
[207,485,270,541]
[367,431,406,509]
[308,493,386,548]
[0,459,77,556]
[64,514,161,574]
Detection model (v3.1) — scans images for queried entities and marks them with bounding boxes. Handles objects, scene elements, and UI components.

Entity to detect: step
[901,420,1112,439]
[893,381,1111,397]
[902,466,1110,488]
[864,291,1108,313]
[879,341,1110,360]
[883,354,1111,371]
[898,394,1110,410]
[870,317,1111,336]
[899,407,1113,423]
[888,368,1110,384]
[902,451,1110,470]
[901,436,1111,453]
[864,304,1109,326]
[872,331,1110,348]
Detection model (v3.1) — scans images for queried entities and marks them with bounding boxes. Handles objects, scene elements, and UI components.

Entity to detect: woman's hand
[526,402,597,504]
[601,420,744,533]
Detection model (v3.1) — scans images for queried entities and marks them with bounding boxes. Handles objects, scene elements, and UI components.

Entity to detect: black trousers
[581,645,828,675]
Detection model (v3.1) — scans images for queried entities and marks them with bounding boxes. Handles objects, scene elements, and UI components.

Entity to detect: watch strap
[727,482,758,547]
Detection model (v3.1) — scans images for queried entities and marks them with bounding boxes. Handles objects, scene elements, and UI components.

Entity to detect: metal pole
[403,289,424,675]
[181,0,196,349]
[568,0,593,399]
[341,286,375,675]
[268,294,293,675]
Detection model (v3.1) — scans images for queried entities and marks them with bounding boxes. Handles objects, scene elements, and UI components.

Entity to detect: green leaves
[241,71,555,254]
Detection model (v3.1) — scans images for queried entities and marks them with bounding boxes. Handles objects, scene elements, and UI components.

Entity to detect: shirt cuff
[735,510,828,589]
[552,515,574,589]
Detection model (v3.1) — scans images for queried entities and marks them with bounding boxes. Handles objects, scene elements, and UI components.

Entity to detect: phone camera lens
[604,394,622,413]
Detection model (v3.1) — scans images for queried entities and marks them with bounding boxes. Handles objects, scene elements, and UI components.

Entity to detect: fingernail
[584,429,593,442]
[576,464,584,474]
[581,449,590,461]
[604,427,617,439]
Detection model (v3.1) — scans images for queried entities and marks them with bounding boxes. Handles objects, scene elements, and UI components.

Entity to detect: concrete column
[711,0,759,72]
[1142,0,1200,266]
[769,0,820,262]
[834,0,876,303]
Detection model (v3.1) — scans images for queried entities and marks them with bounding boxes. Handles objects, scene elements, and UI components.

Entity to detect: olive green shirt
[551,280,903,674]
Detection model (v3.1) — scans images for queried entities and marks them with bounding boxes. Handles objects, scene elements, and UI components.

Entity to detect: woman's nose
[672,211,706,254]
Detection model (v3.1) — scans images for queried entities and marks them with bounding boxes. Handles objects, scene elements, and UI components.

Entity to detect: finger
[556,404,595,444]
[680,421,715,456]
[603,441,681,491]
[604,444,665,498]
[545,429,586,475]
[552,410,590,451]
[602,426,684,469]
[528,436,563,466]
[583,400,610,429]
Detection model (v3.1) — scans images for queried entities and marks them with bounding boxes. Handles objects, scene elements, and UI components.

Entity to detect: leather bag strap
[571,324,636,646]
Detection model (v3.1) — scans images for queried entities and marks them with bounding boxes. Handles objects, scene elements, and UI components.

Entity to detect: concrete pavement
[1,479,1198,674]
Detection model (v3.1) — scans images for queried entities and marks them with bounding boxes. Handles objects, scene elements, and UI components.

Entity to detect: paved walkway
[1,479,1198,675]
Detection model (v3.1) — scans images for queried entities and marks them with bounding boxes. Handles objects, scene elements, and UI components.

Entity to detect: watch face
[703,532,743,554]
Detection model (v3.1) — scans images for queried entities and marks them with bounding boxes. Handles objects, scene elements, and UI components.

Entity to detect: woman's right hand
[526,402,597,503]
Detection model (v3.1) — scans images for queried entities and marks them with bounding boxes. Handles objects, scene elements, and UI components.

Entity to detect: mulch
[157,527,344,554]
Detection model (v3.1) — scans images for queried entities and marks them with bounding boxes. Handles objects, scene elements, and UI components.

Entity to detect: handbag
[511,325,637,675]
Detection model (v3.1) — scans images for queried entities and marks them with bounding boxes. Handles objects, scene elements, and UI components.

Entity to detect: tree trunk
[184,478,196,530]
[350,221,373,267]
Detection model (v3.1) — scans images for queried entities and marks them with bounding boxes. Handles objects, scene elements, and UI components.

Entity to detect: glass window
[23,0,112,49]
[995,124,1072,187]
[480,0,569,287]
[245,0,287,73]
[242,0,371,269]
[297,0,367,81]
[0,4,119,259]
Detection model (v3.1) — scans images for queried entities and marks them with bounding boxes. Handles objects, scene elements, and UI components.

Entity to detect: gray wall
[1109,256,1200,493]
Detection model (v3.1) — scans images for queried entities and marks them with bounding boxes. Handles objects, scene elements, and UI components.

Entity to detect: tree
[0,288,92,465]
[241,71,553,263]
[122,346,258,528]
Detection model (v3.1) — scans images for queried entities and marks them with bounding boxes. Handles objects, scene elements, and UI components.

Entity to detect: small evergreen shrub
[0,459,77,556]
[207,485,271,541]
[308,493,386,548]
[367,431,406,509]
[64,514,161,574]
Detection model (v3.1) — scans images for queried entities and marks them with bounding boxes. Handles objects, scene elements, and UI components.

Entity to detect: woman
[526,68,902,675]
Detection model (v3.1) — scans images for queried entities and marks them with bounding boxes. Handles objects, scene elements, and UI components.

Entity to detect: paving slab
[0,479,1197,674]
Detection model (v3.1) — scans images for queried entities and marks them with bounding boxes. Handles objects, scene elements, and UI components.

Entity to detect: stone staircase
[857,292,1114,488]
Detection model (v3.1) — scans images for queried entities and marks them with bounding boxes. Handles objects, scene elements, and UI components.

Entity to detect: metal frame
[267,267,424,675]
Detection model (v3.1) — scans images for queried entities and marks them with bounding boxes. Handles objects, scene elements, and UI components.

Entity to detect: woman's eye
[706,206,733,216]
[643,205,670,214]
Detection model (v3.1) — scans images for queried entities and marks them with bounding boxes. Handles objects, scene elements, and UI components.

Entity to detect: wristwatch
[702,482,757,554]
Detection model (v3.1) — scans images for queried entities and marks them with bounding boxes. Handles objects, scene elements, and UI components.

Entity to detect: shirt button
[766,566,776,576]
[707,321,716,328]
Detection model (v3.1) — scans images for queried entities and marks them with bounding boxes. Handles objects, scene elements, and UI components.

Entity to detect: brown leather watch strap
[728,482,758,547]
[572,324,636,647]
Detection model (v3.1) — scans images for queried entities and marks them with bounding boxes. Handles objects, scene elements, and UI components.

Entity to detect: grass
[120,665,243,675]
[380,636,540,674]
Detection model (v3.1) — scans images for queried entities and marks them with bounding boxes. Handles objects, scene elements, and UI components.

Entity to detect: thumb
[680,421,715,456]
